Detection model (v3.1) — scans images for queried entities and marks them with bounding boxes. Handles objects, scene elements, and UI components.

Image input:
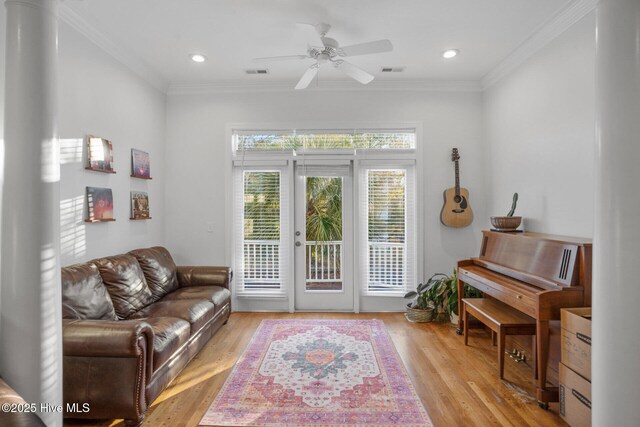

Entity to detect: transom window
[233,130,415,152]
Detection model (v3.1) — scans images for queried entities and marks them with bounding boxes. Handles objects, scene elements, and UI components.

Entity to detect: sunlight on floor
[151,359,235,404]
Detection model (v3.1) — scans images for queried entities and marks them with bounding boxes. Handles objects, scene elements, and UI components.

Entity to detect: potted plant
[425,272,455,322]
[405,273,455,323]
[490,192,522,231]
[445,269,483,324]
[404,281,436,323]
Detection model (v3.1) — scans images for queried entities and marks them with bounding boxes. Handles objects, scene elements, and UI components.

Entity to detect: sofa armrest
[63,319,154,360]
[62,319,154,423]
[176,266,232,289]
[0,378,46,427]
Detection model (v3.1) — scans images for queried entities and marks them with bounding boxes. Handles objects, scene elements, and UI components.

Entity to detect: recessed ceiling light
[190,54,206,63]
[442,49,459,59]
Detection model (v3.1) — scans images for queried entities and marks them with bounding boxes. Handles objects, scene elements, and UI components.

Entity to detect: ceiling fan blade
[335,60,374,85]
[339,39,393,57]
[253,55,308,63]
[295,65,319,90]
[296,23,327,47]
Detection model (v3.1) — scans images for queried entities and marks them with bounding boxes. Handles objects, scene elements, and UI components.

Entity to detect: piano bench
[463,298,537,380]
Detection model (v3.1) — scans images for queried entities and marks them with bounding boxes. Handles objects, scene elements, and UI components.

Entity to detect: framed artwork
[131,149,151,179]
[86,136,115,173]
[85,187,114,222]
[130,191,150,220]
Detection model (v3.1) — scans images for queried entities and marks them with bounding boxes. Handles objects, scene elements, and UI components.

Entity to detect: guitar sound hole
[454,195,462,203]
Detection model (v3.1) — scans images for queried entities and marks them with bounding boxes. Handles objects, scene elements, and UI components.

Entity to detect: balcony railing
[241,240,406,292]
[368,242,406,291]
[306,241,342,284]
[243,240,280,291]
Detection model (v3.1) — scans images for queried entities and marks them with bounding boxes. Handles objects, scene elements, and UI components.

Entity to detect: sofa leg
[223,318,229,325]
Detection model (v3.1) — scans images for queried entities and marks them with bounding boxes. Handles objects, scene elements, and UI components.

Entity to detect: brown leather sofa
[0,378,46,427]
[61,246,231,426]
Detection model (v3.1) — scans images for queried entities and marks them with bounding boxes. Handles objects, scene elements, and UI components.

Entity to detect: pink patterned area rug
[200,319,432,427]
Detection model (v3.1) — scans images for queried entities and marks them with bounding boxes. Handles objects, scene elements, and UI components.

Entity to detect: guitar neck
[454,160,460,196]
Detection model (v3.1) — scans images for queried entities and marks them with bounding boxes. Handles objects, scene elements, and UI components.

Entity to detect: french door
[232,157,417,312]
[294,162,354,311]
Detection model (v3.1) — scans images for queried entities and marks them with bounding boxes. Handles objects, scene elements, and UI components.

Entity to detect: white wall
[58,22,167,266]
[483,12,596,238]
[0,0,6,365]
[165,89,486,310]
[0,4,5,141]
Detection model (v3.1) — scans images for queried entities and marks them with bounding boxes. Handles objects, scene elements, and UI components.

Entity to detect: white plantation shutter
[233,166,289,295]
[359,164,416,295]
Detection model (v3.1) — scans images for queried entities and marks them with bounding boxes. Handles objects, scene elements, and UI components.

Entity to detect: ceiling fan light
[442,49,459,59]
[190,53,206,63]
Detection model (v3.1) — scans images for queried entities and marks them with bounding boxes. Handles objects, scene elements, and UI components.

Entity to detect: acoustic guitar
[441,148,473,228]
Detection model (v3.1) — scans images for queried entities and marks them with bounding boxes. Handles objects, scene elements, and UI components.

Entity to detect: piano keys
[457,230,592,408]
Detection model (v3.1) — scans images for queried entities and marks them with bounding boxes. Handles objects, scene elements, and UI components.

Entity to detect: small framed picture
[131,149,151,179]
[130,191,150,220]
[86,136,115,173]
[86,187,114,222]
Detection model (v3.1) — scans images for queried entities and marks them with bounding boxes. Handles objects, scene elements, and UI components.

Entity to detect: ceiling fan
[253,23,393,90]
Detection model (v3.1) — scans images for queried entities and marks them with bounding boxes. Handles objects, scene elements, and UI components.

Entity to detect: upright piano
[457,230,592,407]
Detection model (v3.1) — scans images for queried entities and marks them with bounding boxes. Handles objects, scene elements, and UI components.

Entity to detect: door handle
[295,241,302,247]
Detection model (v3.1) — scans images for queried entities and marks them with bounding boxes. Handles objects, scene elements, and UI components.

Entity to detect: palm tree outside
[305,176,343,290]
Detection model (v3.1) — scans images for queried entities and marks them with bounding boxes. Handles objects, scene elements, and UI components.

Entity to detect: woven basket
[490,216,522,231]
[405,304,435,323]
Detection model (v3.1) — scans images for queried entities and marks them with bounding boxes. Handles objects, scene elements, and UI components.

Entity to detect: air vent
[558,248,572,280]
[381,66,405,73]
[245,69,269,75]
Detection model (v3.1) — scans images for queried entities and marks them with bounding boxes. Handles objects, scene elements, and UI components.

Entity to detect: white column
[1,0,62,426]
[593,0,640,426]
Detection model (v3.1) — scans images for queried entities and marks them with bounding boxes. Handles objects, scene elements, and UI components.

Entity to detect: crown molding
[167,79,482,95]
[58,4,168,93]
[58,0,595,96]
[6,0,57,14]
[481,0,597,90]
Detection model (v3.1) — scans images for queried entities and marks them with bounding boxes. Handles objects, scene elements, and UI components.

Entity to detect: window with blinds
[234,169,289,295]
[361,166,415,294]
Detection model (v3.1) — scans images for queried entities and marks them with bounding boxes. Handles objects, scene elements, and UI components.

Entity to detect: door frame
[293,160,355,311]
[225,121,424,314]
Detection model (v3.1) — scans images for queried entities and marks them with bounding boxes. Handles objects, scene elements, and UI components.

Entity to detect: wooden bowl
[490,216,522,231]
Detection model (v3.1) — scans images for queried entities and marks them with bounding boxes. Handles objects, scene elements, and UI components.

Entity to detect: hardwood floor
[65,312,567,427]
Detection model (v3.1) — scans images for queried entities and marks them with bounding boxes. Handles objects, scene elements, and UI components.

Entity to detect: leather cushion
[144,317,190,371]
[128,300,215,335]
[128,247,179,300]
[93,254,154,319]
[176,266,231,288]
[162,286,231,313]
[61,263,117,320]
